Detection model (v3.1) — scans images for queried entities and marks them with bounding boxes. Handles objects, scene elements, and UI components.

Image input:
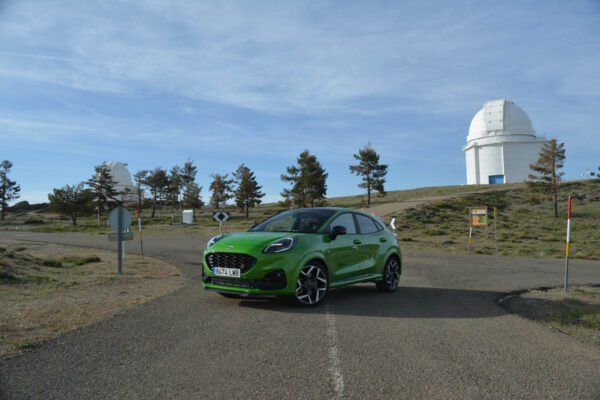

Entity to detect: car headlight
[263,236,297,254]
[206,234,223,249]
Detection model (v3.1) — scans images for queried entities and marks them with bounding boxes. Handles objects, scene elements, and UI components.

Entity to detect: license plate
[213,267,241,278]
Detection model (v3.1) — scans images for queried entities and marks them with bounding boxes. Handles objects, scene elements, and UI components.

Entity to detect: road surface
[1,231,599,399]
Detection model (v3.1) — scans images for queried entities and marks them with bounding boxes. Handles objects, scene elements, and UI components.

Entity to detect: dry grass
[504,285,600,347]
[0,239,185,357]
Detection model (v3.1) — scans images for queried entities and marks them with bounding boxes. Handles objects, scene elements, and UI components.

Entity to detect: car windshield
[250,209,336,233]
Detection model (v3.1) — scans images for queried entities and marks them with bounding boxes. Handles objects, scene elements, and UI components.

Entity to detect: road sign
[213,212,230,222]
[108,207,132,275]
[470,207,488,226]
[108,232,133,241]
[108,207,131,231]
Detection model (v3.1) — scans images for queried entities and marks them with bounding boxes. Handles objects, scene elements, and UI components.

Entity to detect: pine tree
[527,139,566,218]
[168,166,183,208]
[182,182,204,220]
[86,163,119,216]
[281,150,328,207]
[349,143,388,208]
[133,169,148,207]
[48,183,95,226]
[209,173,234,209]
[145,167,169,217]
[180,158,197,189]
[233,164,265,218]
[0,160,21,220]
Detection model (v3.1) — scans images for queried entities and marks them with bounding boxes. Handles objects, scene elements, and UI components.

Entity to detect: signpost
[108,207,131,275]
[213,211,230,234]
[564,196,572,292]
[468,207,488,255]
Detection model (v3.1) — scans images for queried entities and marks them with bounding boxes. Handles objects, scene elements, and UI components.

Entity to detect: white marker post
[564,196,572,292]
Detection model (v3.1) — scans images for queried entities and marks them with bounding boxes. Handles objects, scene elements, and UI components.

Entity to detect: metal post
[117,207,123,275]
[564,196,572,292]
[97,206,100,226]
[219,220,222,234]
[494,207,498,255]
[138,204,144,258]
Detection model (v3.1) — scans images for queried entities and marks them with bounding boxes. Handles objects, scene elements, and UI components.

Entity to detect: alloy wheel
[295,264,328,305]
[384,259,400,290]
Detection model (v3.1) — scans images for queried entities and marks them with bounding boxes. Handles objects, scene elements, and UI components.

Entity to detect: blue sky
[1,0,599,205]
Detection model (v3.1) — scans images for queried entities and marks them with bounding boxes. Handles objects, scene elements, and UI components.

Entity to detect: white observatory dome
[104,161,137,201]
[463,100,547,185]
[467,99,535,142]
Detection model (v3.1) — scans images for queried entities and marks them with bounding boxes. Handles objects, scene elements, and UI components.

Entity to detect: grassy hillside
[1,180,599,260]
[396,180,600,260]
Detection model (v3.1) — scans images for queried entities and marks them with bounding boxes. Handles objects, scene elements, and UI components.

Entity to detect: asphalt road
[1,231,599,399]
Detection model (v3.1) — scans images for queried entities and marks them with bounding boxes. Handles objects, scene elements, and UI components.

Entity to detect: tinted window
[251,209,336,233]
[328,213,357,234]
[356,214,378,234]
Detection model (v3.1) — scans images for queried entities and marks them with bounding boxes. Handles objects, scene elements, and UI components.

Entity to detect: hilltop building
[104,161,137,201]
[463,99,547,185]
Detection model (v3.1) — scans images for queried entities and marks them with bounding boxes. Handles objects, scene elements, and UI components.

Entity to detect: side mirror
[329,225,347,240]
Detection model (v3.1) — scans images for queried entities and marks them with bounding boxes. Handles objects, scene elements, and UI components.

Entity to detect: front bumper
[202,269,287,293]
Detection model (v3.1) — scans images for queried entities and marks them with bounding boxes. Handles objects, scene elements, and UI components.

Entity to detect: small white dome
[467,99,535,142]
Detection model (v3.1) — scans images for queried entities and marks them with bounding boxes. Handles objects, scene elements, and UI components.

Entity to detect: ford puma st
[201,207,401,306]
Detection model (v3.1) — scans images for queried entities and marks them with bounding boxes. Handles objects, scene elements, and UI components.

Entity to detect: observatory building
[463,99,547,185]
[105,161,137,201]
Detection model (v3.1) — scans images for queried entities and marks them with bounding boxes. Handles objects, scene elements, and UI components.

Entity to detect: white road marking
[325,303,345,399]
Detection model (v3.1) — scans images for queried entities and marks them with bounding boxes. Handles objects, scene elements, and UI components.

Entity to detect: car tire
[376,257,400,293]
[294,262,328,307]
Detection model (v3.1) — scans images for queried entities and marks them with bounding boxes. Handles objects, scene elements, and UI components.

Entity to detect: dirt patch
[501,285,600,347]
[0,239,185,357]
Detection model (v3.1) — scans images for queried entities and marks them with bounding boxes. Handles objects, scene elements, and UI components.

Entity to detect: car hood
[207,231,300,254]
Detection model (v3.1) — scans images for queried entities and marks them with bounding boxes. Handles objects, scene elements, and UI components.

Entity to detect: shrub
[63,256,101,266]
[42,259,63,268]
[24,216,44,224]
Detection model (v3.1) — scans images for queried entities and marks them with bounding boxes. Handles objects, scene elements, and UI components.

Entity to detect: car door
[354,213,384,274]
[323,212,363,283]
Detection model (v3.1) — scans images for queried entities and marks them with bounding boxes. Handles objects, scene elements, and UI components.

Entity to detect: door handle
[379,237,387,243]
[353,239,362,245]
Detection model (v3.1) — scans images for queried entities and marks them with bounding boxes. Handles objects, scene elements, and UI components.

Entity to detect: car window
[251,209,336,233]
[355,214,379,235]
[261,214,294,232]
[328,213,357,234]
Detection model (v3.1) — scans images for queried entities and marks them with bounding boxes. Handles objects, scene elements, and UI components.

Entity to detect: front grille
[209,277,253,288]
[206,252,257,273]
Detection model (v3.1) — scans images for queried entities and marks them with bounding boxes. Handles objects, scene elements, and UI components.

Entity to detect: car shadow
[237,284,507,319]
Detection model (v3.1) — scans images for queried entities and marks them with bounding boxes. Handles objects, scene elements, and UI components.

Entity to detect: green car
[202,207,401,306]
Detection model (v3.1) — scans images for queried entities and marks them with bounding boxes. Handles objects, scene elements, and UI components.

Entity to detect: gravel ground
[1,231,599,399]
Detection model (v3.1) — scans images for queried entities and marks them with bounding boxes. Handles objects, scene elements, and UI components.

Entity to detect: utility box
[182,210,194,224]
